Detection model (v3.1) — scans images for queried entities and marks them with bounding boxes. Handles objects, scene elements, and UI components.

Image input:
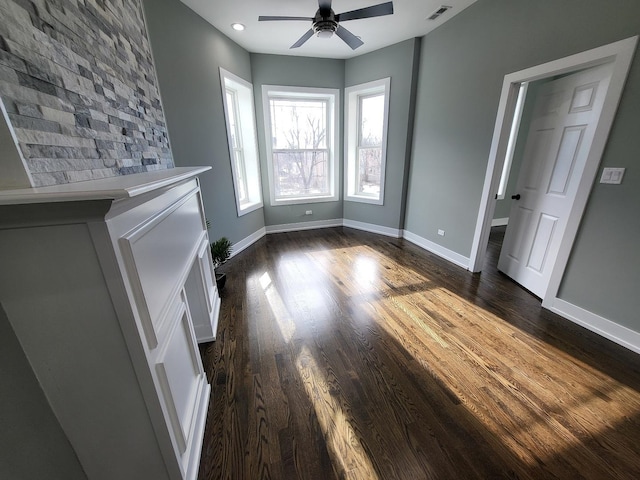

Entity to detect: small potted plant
[210,236,232,291]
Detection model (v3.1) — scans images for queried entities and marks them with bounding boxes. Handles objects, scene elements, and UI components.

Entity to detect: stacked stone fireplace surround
[0,0,173,187]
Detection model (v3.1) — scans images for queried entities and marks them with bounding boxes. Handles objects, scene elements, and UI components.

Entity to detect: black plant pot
[215,272,227,291]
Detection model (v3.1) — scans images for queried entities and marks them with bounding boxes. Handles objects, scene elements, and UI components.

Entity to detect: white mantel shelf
[0,166,211,205]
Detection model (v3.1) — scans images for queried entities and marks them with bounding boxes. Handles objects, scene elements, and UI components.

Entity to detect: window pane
[225,89,240,149]
[234,150,248,202]
[273,150,328,197]
[270,99,327,150]
[357,147,382,195]
[359,94,384,147]
[269,96,331,199]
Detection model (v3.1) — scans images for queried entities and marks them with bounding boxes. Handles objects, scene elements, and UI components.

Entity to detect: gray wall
[344,39,420,230]
[0,303,87,480]
[405,0,640,331]
[142,0,264,245]
[250,53,345,226]
[559,52,640,328]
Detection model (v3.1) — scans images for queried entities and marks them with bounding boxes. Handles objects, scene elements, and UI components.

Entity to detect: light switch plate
[600,167,625,184]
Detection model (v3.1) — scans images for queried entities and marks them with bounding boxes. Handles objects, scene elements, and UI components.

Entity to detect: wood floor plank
[197,227,640,479]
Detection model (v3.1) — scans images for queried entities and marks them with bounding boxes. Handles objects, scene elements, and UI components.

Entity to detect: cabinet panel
[185,238,220,343]
[120,191,205,348]
[154,293,206,461]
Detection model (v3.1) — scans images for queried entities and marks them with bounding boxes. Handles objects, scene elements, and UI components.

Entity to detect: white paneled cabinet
[0,168,219,480]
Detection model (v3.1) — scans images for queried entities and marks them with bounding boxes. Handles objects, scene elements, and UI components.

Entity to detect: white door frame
[469,36,637,309]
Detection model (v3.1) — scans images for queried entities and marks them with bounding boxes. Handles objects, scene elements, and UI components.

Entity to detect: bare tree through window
[270,98,330,198]
[357,93,384,195]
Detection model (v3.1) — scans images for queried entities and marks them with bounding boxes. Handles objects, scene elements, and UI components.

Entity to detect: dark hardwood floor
[197,226,640,479]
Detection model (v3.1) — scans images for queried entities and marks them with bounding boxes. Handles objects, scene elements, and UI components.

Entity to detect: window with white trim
[345,78,390,205]
[220,68,263,216]
[262,85,339,205]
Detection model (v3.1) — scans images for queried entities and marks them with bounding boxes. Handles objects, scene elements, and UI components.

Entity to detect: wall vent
[427,5,452,20]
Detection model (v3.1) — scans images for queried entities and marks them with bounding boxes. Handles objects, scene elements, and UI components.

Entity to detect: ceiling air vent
[427,5,452,20]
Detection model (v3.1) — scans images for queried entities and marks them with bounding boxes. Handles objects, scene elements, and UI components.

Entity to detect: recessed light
[231,23,245,31]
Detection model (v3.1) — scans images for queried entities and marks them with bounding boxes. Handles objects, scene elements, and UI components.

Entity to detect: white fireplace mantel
[0,167,220,480]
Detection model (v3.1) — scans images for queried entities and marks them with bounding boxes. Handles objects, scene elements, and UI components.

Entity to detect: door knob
[511,194,521,200]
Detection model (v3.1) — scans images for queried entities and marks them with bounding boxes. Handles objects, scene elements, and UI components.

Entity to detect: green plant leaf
[210,237,232,270]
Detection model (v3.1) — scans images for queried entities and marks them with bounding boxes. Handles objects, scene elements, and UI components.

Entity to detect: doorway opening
[469,36,637,310]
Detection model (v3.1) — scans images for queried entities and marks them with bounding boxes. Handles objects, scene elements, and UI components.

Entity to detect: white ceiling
[179,0,477,59]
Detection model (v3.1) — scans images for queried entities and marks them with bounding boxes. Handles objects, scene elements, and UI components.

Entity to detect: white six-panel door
[498,62,614,298]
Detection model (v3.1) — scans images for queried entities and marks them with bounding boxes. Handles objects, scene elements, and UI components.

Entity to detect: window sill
[271,195,339,206]
[237,200,263,216]
[345,194,383,205]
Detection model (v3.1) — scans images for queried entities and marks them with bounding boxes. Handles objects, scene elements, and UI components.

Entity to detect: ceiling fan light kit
[258,0,394,50]
[313,10,338,38]
[316,28,336,39]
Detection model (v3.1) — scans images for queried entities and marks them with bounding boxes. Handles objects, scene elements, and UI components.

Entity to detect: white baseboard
[230,227,266,259]
[230,219,396,257]
[402,230,470,269]
[265,218,343,234]
[343,219,402,238]
[546,298,640,354]
[491,217,509,227]
[232,223,470,272]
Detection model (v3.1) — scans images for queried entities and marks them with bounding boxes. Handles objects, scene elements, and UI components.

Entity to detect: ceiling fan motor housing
[313,9,337,37]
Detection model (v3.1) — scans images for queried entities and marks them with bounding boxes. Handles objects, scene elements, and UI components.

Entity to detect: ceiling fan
[258,0,394,50]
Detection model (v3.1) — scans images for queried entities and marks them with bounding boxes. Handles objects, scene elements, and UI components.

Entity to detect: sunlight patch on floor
[259,271,296,343]
[278,257,328,313]
[363,282,639,466]
[354,255,378,290]
[296,345,380,480]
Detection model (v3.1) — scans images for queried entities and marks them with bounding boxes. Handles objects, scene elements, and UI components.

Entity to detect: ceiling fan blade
[318,0,332,12]
[336,1,394,22]
[335,25,364,50]
[291,29,315,49]
[258,16,313,21]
